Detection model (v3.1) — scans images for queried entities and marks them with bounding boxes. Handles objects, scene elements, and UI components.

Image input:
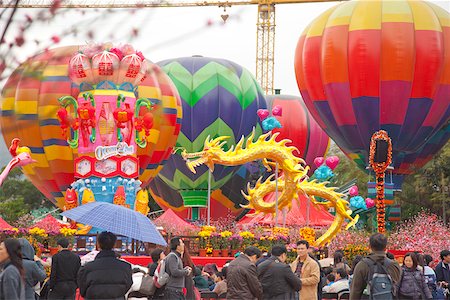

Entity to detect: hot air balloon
[156,56,266,219]
[265,94,330,172]
[0,45,182,209]
[294,0,450,188]
[149,168,260,220]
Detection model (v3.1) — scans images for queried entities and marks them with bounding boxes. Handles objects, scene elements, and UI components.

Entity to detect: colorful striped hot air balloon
[156,56,266,219]
[265,95,330,172]
[0,46,182,208]
[295,0,450,188]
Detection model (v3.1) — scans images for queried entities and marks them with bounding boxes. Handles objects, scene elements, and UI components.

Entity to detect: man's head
[335,268,348,280]
[57,238,70,250]
[151,248,165,263]
[244,246,261,263]
[296,240,309,258]
[440,250,450,263]
[271,244,288,263]
[97,231,117,251]
[170,237,185,253]
[369,233,388,252]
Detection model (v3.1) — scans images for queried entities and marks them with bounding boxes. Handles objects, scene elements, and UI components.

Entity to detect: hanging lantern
[69,53,95,85]
[91,51,120,83]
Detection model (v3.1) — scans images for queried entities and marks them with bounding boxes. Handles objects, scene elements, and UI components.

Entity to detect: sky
[0,0,449,166]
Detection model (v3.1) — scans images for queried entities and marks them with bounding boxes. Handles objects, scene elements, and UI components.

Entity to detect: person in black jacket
[148,249,165,276]
[48,238,81,300]
[77,232,132,300]
[435,250,450,290]
[258,244,302,300]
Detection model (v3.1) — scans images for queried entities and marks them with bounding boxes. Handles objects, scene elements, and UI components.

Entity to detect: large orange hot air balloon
[0,45,182,209]
[295,0,450,188]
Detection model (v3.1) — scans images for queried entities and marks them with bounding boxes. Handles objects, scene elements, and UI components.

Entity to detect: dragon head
[181,135,229,174]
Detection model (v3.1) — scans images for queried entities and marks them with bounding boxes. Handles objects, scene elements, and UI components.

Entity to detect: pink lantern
[117,54,143,85]
[91,51,120,83]
[349,185,359,197]
[68,53,94,85]
[366,198,375,209]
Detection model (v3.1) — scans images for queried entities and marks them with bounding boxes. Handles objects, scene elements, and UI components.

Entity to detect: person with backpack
[350,233,401,300]
[422,254,438,299]
[157,237,192,300]
[397,252,432,300]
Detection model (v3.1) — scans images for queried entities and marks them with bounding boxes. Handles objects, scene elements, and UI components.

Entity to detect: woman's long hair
[182,247,195,269]
[3,238,25,280]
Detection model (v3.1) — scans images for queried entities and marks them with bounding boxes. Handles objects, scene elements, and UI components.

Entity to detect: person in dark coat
[77,232,132,300]
[48,238,80,300]
[435,250,450,290]
[397,252,432,300]
[258,244,301,300]
[0,238,25,300]
[18,238,46,300]
[193,267,209,290]
[227,246,263,300]
[350,233,402,300]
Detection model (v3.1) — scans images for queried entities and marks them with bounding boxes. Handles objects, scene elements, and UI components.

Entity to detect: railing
[72,234,202,255]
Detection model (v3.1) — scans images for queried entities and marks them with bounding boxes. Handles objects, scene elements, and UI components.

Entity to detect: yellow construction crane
[1,0,338,94]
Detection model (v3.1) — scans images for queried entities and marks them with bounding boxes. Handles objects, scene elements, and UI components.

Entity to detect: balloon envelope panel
[295,0,450,185]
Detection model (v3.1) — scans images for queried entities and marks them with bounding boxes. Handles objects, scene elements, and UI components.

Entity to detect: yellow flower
[239,231,255,239]
[272,227,289,236]
[201,226,216,232]
[220,231,232,238]
[198,230,212,238]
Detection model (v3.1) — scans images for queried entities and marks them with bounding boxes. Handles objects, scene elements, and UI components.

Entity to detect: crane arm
[0,0,338,9]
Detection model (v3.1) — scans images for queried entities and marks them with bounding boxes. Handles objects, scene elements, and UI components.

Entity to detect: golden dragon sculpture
[182,130,359,247]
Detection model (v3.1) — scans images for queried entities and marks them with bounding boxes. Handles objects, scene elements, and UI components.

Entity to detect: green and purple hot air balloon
[156,56,266,219]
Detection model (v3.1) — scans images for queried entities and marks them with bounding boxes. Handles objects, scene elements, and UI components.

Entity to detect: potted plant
[239,231,255,248]
[220,231,232,257]
[229,234,243,256]
[210,233,222,257]
[197,230,211,256]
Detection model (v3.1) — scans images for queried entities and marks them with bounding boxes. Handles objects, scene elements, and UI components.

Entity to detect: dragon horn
[204,135,211,147]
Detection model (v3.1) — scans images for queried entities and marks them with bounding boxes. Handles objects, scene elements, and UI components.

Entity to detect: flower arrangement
[240,231,255,248]
[220,231,233,249]
[197,230,212,248]
[272,227,289,237]
[210,232,222,249]
[299,227,316,246]
[201,225,216,233]
[229,234,243,250]
[343,244,370,263]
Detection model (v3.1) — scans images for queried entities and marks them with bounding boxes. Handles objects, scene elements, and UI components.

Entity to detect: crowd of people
[0,232,448,300]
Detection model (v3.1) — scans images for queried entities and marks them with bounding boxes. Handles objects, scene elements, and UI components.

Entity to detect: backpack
[363,257,394,300]
[154,252,179,288]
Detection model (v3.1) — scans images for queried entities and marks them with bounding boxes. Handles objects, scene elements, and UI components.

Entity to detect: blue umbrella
[61,202,167,246]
